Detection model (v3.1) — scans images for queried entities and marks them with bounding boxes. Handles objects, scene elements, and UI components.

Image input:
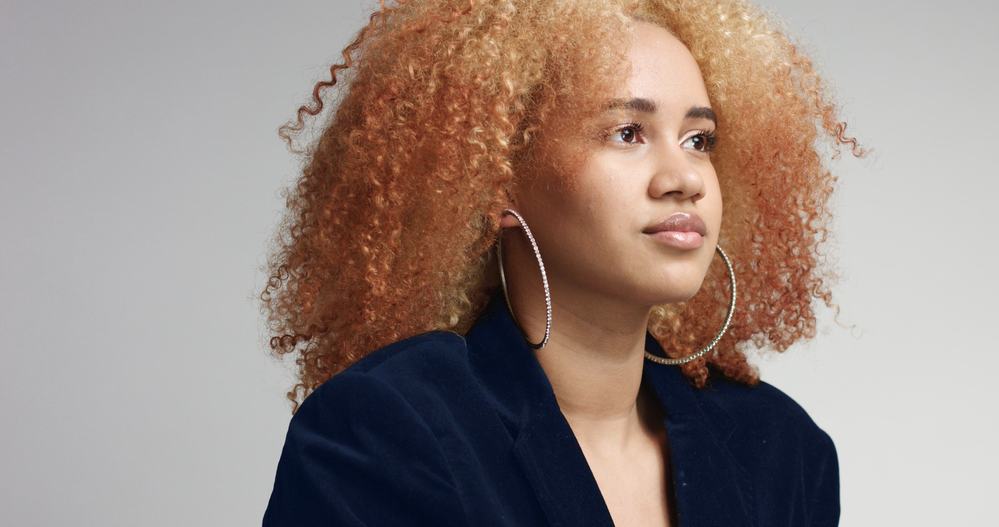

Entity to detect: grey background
[2,1,995,525]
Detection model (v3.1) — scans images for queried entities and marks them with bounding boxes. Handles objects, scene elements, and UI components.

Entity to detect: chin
[662,288,701,305]
[636,281,704,307]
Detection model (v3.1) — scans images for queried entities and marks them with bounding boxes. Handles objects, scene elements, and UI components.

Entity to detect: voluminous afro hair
[260,0,867,413]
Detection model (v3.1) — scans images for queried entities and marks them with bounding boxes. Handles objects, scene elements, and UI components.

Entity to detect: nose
[647,145,706,203]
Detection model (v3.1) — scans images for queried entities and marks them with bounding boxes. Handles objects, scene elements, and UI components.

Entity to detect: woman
[261,0,866,525]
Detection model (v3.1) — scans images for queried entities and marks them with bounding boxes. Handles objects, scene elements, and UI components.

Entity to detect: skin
[498,20,722,526]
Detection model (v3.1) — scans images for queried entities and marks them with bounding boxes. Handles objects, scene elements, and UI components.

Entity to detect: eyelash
[605,121,719,153]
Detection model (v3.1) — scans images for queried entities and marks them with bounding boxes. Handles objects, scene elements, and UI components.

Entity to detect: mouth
[644,230,704,249]
[642,212,707,250]
[642,211,707,236]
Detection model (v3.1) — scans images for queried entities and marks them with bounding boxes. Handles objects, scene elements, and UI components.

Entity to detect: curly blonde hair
[260,0,868,413]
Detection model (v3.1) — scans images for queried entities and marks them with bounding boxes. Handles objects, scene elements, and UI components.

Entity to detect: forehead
[613,21,710,109]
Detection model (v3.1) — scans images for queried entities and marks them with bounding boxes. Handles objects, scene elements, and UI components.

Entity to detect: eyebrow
[604,97,717,124]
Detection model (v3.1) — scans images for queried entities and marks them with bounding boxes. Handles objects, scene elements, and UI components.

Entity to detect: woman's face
[505,20,723,309]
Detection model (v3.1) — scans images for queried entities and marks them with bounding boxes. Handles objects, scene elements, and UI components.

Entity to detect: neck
[505,283,659,455]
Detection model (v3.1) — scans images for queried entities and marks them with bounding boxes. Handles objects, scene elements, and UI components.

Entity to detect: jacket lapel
[642,334,757,526]
[465,290,756,527]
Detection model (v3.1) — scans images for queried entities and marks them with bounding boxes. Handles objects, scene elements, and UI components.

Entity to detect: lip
[642,212,707,250]
[642,212,707,236]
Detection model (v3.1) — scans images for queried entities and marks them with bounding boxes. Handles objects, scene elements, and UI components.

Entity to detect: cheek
[530,188,631,272]
[707,170,723,223]
[533,155,645,257]
[576,178,638,233]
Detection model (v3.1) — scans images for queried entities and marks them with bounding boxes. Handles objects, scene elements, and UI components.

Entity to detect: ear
[498,189,522,229]
[499,209,521,229]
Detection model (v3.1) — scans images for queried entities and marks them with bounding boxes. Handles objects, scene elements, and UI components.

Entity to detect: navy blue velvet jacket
[263,291,840,526]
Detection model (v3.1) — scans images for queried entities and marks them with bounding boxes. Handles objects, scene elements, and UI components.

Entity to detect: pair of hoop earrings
[496,208,737,366]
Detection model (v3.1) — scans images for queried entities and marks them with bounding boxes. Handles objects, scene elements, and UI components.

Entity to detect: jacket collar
[464,290,756,527]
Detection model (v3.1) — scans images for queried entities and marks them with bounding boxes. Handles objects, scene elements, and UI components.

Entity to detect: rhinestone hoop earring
[644,245,737,365]
[497,207,737,364]
[497,208,552,349]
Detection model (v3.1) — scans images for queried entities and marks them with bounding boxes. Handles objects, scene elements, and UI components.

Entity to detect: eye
[683,129,718,153]
[604,122,646,145]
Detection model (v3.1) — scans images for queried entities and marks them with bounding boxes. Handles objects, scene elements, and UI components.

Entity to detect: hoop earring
[497,208,552,349]
[644,245,737,365]
[497,207,737,365]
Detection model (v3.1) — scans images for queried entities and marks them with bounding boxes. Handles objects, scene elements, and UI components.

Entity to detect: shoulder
[697,371,840,523]
[332,330,469,378]
[700,370,839,504]
[283,328,470,455]
[285,329,472,457]
[312,329,472,403]
[700,369,835,448]
[293,329,474,444]
[263,331,470,525]
[697,369,839,480]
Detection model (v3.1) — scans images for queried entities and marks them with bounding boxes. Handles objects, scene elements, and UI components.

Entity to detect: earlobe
[499,189,522,229]
[499,211,521,229]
